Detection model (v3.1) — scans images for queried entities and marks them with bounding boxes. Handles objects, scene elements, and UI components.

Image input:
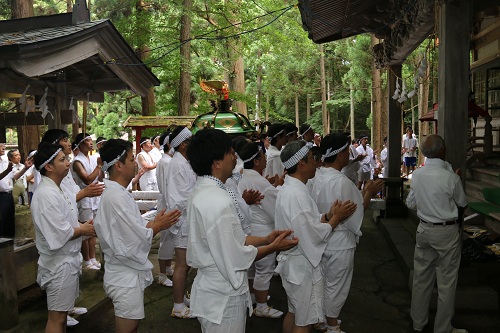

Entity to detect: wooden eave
[123,116,196,128]
[0,19,160,102]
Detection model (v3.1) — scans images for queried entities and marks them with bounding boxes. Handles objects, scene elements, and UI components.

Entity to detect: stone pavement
[18,211,500,332]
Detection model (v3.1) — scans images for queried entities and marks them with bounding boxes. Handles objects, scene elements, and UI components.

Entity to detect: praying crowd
[0,121,469,333]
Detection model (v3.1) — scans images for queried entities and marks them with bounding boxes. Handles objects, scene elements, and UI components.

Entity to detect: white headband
[242,146,262,164]
[37,148,62,171]
[140,139,151,146]
[170,127,192,149]
[160,134,171,150]
[286,130,297,137]
[28,150,37,159]
[360,135,368,140]
[96,139,107,145]
[78,135,92,146]
[72,145,79,152]
[298,125,311,138]
[283,142,313,170]
[321,142,348,162]
[101,150,127,173]
[268,129,285,141]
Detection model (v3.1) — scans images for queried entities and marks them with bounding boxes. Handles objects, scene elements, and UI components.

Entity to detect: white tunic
[186,176,258,325]
[31,176,82,273]
[380,147,388,178]
[264,145,284,177]
[136,150,158,191]
[238,169,279,236]
[341,145,360,181]
[226,177,253,236]
[356,145,375,173]
[156,153,172,212]
[72,152,100,210]
[165,152,196,235]
[94,179,154,290]
[150,147,163,163]
[274,175,332,285]
[311,167,364,251]
[0,155,15,192]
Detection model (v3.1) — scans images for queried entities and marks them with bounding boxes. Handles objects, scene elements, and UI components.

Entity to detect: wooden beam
[0,110,74,126]
[438,0,470,185]
[472,21,500,51]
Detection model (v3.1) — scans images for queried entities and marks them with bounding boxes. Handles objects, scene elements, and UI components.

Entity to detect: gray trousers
[411,222,460,333]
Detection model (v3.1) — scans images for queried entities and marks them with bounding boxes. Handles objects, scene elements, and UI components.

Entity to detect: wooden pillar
[134,127,145,153]
[72,99,79,140]
[387,65,403,197]
[0,127,6,143]
[0,240,19,330]
[438,0,470,181]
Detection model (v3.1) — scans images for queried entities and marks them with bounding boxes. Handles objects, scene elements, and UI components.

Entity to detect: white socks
[256,302,268,310]
[173,302,186,311]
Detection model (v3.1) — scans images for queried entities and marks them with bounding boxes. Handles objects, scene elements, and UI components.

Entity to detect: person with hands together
[93,139,181,333]
[185,129,298,333]
[274,140,357,333]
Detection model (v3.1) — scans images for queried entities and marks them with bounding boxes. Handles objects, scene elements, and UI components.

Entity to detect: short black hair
[267,123,286,145]
[284,122,298,137]
[321,133,349,164]
[159,131,171,149]
[240,142,262,169]
[7,149,18,160]
[140,137,150,147]
[232,136,249,155]
[74,133,90,147]
[351,139,358,145]
[99,139,133,175]
[280,140,309,175]
[187,129,232,176]
[35,142,63,176]
[42,129,69,145]
[300,124,312,135]
[96,136,106,143]
[170,126,190,151]
[310,146,321,163]
[384,136,387,143]
[71,142,79,151]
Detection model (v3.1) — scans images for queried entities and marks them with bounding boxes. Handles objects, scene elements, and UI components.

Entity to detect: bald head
[420,135,444,158]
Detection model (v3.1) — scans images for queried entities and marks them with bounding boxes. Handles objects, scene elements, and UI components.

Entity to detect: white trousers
[321,248,355,318]
[411,223,461,333]
[158,229,175,260]
[198,294,247,333]
[247,251,276,291]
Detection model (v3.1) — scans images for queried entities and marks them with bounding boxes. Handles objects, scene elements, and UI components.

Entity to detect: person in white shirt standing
[238,142,286,319]
[264,123,288,180]
[8,149,28,205]
[94,139,181,333]
[186,128,297,333]
[311,134,384,333]
[356,134,377,190]
[0,143,32,237]
[72,132,104,270]
[410,135,468,333]
[136,137,158,191]
[31,142,95,333]
[149,135,163,163]
[402,128,419,176]
[341,133,365,184]
[156,131,175,287]
[164,126,197,318]
[274,140,357,333]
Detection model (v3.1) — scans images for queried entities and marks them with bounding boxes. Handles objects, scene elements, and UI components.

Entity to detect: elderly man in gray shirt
[410,135,468,333]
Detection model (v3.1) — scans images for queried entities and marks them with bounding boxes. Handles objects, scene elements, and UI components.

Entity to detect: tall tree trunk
[12,0,38,160]
[295,78,299,128]
[178,0,192,116]
[256,51,262,119]
[266,94,269,122]
[306,94,310,120]
[350,84,355,139]
[136,1,155,116]
[319,45,328,135]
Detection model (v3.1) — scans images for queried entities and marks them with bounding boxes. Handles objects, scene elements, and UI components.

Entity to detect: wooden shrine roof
[123,116,197,128]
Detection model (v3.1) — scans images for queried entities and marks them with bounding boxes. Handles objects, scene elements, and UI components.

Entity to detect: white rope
[268,129,284,141]
[160,134,171,150]
[96,139,107,145]
[298,125,311,138]
[321,142,348,162]
[27,150,37,159]
[282,142,313,169]
[77,135,92,146]
[242,146,262,164]
[37,148,62,171]
[101,150,127,173]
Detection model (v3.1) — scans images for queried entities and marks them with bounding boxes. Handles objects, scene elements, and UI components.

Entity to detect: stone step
[379,217,499,310]
[465,179,489,201]
[468,167,500,185]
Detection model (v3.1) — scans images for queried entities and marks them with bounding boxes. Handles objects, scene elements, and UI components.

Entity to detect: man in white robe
[94,139,181,333]
[299,124,314,143]
[73,132,104,270]
[238,142,285,318]
[164,126,197,318]
[31,143,95,333]
[150,135,163,163]
[274,140,357,333]
[311,134,384,333]
[156,131,175,286]
[264,123,288,180]
[380,137,388,178]
[186,128,298,333]
[356,134,377,190]
[136,137,158,191]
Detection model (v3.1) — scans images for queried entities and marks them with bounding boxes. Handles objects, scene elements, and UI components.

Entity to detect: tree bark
[350,84,355,139]
[136,1,155,116]
[295,78,299,128]
[266,94,269,122]
[306,94,311,120]
[319,45,328,135]
[256,51,262,119]
[11,0,33,18]
[178,0,192,116]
